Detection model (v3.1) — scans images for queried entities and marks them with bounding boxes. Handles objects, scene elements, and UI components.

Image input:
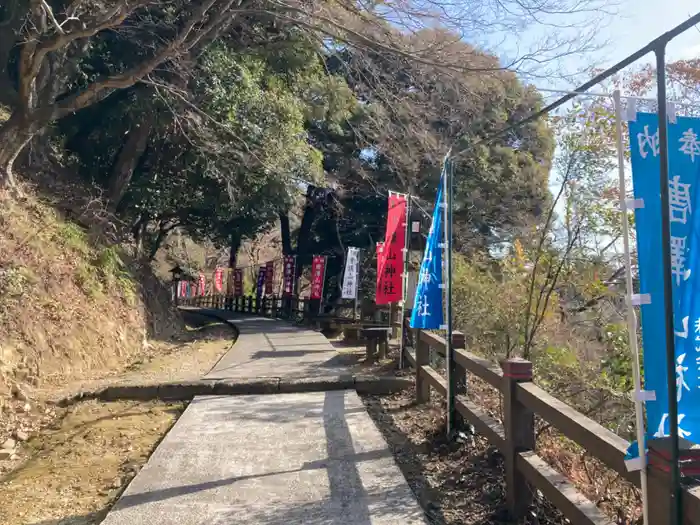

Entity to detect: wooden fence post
[389,303,399,339]
[271,296,278,318]
[452,331,466,428]
[501,357,535,520]
[415,330,430,403]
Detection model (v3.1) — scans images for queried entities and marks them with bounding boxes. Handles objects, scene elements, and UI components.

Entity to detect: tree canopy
[0,0,610,269]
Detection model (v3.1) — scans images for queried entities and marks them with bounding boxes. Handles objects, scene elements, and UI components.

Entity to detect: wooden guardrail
[405,328,700,525]
[178,294,698,524]
[177,293,397,326]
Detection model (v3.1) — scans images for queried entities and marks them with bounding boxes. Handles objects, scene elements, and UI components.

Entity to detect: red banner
[213,267,224,293]
[283,255,296,296]
[198,273,206,296]
[376,193,406,304]
[178,280,188,298]
[233,269,243,296]
[310,255,326,300]
[265,260,274,295]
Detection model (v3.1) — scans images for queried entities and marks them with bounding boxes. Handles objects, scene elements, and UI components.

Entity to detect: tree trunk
[0,111,43,189]
[148,222,174,261]
[280,213,292,254]
[131,214,149,257]
[108,116,154,210]
[228,234,241,268]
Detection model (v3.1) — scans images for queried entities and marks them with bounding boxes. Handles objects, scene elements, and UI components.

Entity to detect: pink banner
[310,256,326,300]
[213,267,224,293]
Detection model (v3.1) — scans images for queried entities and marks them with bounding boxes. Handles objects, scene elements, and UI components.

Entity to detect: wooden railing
[405,328,700,525]
[177,294,394,325]
[179,294,700,525]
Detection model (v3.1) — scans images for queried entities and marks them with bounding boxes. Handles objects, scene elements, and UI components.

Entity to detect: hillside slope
[0,186,182,405]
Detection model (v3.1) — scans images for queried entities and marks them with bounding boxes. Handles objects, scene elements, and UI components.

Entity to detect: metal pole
[399,194,412,368]
[655,45,682,525]
[613,90,649,525]
[443,157,455,436]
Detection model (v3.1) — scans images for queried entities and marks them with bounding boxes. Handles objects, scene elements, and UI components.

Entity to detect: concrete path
[101,312,427,525]
[202,314,355,380]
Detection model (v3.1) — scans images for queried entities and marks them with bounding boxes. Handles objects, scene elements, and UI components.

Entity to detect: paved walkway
[101,311,427,525]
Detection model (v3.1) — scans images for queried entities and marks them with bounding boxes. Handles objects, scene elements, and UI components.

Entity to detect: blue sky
[606,0,700,63]
[490,1,700,93]
[555,1,700,88]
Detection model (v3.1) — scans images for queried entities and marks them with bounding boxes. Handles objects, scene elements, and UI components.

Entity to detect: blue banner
[410,171,444,329]
[629,112,700,446]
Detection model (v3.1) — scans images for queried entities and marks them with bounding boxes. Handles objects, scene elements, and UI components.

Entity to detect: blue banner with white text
[410,171,444,329]
[628,112,700,449]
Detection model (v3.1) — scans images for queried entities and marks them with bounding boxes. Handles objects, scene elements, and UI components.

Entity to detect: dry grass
[0,400,185,525]
[0,185,180,402]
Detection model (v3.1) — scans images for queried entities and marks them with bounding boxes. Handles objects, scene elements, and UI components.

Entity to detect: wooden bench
[361,327,391,363]
[342,321,394,343]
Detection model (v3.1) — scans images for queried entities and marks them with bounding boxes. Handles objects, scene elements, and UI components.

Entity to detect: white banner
[341,247,360,299]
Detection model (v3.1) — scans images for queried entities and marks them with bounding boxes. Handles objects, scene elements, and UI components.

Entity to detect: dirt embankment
[0,186,239,524]
[0,187,185,405]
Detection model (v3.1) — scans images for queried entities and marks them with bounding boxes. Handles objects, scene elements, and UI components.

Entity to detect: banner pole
[399,194,412,369]
[442,155,455,436]
[613,90,649,525]
[655,46,682,525]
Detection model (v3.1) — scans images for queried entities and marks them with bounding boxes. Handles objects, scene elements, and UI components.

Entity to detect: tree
[306,35,555,257]
[0,0,610,189]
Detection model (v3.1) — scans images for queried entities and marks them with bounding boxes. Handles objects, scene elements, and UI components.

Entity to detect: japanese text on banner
[376,193,407,304]
[410,174,444,329]
[283,256,296,296]
[311,256,326,300]
[629,112,700,444]
[342,247,360,299]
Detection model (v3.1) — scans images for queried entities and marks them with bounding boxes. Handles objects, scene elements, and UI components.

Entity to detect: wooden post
[501,358,535,520]
[247,296,253,313]
[389,303,399,339]
[645,436,700,525]
[378,330,389,360]
[452,331,467,428]
[271,296,278,318]
[415,330,430,403]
